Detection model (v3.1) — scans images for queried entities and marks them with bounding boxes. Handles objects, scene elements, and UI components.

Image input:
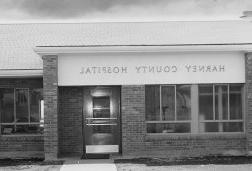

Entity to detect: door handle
[86,118,117,120]
[86,123,117,126]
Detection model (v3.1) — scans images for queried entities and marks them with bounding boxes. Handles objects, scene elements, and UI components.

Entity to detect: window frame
[145,84,245,135]
[145,84,192,134]
[198,84,245,133]
[0,87,43,135]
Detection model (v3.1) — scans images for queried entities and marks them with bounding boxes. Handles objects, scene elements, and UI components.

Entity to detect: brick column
[121,85,146,156]
[246,52,252,155]
[42,55,59,160]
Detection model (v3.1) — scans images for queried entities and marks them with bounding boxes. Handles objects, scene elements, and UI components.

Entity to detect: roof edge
[0,20,246,25]
[34,44,252,56]
[0,69,43,78]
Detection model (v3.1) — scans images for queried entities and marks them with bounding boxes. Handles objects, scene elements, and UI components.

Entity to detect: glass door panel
[83,86,120,154]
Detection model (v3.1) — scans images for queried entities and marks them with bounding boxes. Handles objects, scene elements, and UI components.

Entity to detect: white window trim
[146,84,245,135]
[0,87,43,135]
[146,84,192,134]
[198,84,245,133]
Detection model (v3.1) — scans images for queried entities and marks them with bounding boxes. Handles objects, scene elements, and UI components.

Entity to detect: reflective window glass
[30,89,43,122]
[145,85,160,121]
[147,123,190,133]
[0,88,43,135]
[230,85,243,120]
[161,86,175,121]
[0,89,14,123]
[199,85,213,120]
[93,96,110,118]
[176,85,191,120]
[16,89,29,122]
[199,84,244,133]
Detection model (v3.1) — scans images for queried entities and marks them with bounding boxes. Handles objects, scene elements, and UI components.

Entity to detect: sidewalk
[60,159,117,171]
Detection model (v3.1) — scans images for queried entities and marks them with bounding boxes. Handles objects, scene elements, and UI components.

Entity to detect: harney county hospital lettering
[80,65,225,74]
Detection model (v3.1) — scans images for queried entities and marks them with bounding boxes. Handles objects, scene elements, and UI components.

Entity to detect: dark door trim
[82,86,121,158]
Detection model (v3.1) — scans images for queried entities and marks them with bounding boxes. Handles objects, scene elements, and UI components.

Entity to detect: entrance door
[83,86,120,155]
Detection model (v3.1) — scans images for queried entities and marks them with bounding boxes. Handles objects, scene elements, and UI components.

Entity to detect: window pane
[0,88,14,123]
[93,96,110,118]
[199,122,219,132]
[162,86,175,120]
[200,122,243,132]
[30,89,43,122]
[1,125,15,134]
[86,125,116,145]
[230,85,243,120]
[223,122,243,132]
[1,124,43,135]
[199,85,213,120]
[93,96,110,109]
[147,123,190,133]
[16,124,43,134]
[215,85,228,120]
[176,85,191,120]
[93,109,110,118]
[16,89,29,122]
[145,85,160,121]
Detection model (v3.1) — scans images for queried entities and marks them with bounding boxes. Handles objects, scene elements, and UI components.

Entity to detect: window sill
[0,134,43,137]
[145,132,246,141]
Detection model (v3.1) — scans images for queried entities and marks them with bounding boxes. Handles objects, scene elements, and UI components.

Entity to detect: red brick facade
[55,84,247,159]
[43,53,251,160]
[1,53,251,160]
[0,136,44,159]
[42,55,59,160]
[246,52,252,155]
[121,85,146,154]
[58,87,83,157]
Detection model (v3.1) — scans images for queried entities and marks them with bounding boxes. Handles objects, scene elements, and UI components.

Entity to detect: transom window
[145,84,244,134]
[0,88,44,135]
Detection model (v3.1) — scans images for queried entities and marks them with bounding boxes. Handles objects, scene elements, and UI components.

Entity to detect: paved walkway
[60,159,117,171]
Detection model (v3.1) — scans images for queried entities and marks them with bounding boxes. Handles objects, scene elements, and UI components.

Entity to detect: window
[146,85,191,133]
[199,84,244,133]
[93,96,110,118]
[0,89,14,123]
[145,84,244,134]
[0,88,44,135]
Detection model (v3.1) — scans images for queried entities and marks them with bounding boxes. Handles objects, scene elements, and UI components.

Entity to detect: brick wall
[121,85,146,154]
[58,87,83,157]
[143,134,246,157]
[0,136,44,159]
[0,78,44,159]
[42,55,58,160]
[246,52,252,155]
[120,85,247,158]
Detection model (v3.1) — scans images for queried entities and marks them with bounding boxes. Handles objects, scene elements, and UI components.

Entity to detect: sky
[0,0,251,23]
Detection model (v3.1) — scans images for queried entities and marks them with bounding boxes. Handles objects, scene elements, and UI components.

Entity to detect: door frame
[82,86,122,157]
